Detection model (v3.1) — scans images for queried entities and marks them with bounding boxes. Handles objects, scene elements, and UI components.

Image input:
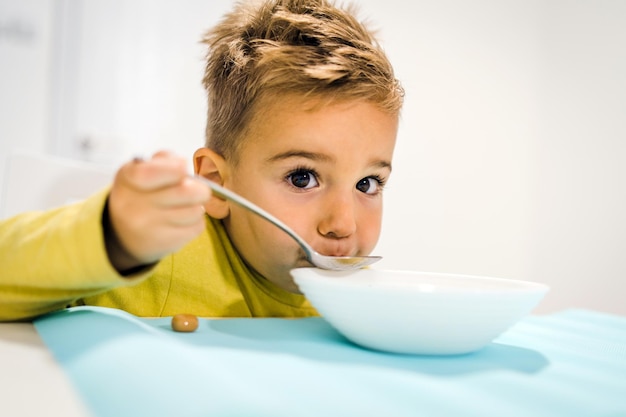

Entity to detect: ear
[193,147,230,219]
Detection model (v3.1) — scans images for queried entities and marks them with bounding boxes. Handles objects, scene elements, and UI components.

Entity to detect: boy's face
[221,96,398,293]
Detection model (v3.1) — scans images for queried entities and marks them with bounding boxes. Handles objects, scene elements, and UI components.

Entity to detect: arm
[0,188,144,321]
[0,151,210,321]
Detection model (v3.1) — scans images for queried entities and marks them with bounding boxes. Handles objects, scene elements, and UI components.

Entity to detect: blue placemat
[34,306,626,417]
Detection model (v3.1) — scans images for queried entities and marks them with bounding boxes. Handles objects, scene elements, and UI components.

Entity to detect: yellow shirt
[0,188,318,321]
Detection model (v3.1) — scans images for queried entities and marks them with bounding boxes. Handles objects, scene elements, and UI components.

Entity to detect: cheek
[244,207,302,251]
[358,208,384,250]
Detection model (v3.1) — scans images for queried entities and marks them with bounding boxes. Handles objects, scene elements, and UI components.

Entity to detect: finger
[147,177,211,208]
[120,154,189,191]
[138,213,207,258]
[162,205,207,227]
[106,200,207,265]
[151,150,177,160]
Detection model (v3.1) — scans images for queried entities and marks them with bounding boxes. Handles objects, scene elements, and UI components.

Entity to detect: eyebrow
[266,150,333,163]
[266,150,392,171]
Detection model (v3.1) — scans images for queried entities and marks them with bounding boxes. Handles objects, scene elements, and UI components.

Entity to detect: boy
[0,0,403,321]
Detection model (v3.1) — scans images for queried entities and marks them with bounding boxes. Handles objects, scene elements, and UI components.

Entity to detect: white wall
[371,0,626,315]
[0,0,54,197]
[1,0,624,315]
[375,0,539,282]
[529,1,626,314]
[48,0,234,165]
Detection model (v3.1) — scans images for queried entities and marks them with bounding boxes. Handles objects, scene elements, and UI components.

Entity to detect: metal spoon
[193,176,381,270]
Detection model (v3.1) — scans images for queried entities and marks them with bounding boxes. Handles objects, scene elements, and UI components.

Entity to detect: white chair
[0,150,116,219]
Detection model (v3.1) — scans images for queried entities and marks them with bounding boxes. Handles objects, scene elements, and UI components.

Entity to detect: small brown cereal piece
[171,314,199,332]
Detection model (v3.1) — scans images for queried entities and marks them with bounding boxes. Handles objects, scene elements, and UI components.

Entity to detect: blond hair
[202,0,404,161]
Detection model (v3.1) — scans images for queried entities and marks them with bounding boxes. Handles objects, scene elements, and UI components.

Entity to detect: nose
[317,191,357,239]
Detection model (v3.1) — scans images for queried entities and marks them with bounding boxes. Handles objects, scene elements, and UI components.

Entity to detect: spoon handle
[192,176,314,259]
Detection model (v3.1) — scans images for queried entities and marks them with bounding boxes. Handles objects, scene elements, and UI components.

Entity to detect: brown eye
[287,169,319,189]
[356,177,382,194]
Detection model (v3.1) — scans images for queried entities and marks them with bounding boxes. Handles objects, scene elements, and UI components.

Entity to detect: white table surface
[0,323,89,417]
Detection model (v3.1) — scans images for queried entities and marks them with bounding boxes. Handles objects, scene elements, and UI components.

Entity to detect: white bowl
[291,268,549,355]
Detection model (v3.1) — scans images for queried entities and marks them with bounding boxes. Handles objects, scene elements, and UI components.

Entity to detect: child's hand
[105,151,210,274]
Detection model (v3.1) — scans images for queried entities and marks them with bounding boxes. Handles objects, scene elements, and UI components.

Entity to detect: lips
[293,243,357,263]
[314,242,356,258]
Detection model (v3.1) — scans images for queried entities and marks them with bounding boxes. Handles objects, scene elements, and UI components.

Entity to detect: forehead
[247,93,397,140]
[236,94,398,167]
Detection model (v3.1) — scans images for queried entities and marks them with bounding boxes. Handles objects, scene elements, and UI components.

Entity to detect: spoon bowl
[193,176,381,271]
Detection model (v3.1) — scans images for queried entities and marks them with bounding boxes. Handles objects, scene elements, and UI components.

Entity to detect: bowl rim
[291,267,550,295]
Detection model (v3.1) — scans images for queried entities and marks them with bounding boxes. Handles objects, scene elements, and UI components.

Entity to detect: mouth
[292,245,358,267]
[315,245,357,258]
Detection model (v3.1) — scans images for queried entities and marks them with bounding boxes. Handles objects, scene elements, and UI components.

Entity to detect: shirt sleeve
[0,187,153,321]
